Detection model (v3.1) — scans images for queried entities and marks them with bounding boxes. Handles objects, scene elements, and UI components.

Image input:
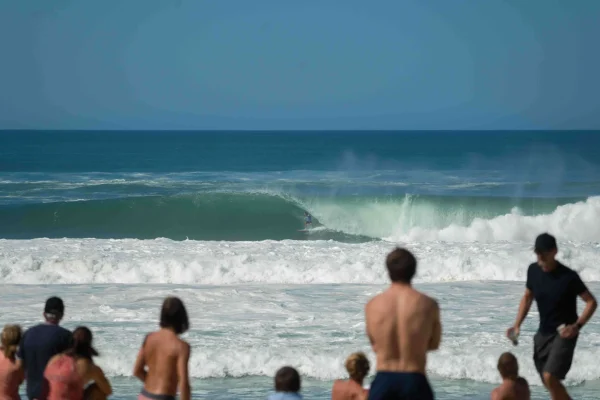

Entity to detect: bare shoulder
[416,291,439,310]
[178,339,191,354]
[91,362,106,377]
[367,291,385,304]
[47,354,60,365]
[365,292,385,311]
[144,331,158,347]
[490,386,500,400]
[491,384,509,400]
[76,357,90,368]
[75,357,98,378]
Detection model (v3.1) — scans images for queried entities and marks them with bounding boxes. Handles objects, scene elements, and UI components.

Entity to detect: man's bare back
[133,296,191,400]
[366,285,441,373]
[134,329,189,397]
[365,247,440,400]
[491,378,530,400]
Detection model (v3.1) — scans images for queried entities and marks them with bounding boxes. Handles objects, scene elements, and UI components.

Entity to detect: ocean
[1,130,600,399]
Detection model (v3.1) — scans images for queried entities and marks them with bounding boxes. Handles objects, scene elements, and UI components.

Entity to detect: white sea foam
[2,283,599,387]
[390,196,600,243]
[1,196,598,285]
[1,237,599,285]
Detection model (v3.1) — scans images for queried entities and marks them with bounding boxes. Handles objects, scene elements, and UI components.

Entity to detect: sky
[1,0,599,130]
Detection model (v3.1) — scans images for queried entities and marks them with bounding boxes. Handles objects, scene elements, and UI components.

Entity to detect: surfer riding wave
[304,212,312,230]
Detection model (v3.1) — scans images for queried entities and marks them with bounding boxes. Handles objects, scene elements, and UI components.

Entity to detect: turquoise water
[1,130,600,399]
[1,130,599,241]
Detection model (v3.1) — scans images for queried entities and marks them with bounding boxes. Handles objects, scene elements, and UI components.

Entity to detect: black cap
[44,296,65,316]
[534,233,557,252]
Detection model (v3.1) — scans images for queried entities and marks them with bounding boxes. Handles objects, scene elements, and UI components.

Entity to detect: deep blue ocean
[2,130,600,400]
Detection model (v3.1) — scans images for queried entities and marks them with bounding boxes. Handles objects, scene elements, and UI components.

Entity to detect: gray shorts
[533,331,578,380]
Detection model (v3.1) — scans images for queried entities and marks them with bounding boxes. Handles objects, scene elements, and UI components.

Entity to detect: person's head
[44,296,65,324]
[497,352,519,379]
[345,352,370,383]
[386,247,417,284]
[534,233,558,271]
[1,325,22,360]
[274,366,301,393]
[160,296,189,335]
[67,326,98,360]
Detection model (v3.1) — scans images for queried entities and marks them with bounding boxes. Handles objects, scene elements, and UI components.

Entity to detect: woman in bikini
[133,297,191,400]
[44,326,112,400]
[0,325,24,400]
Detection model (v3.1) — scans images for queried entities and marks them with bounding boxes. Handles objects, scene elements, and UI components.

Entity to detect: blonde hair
[1,325,22,360]
[345,352,370,381]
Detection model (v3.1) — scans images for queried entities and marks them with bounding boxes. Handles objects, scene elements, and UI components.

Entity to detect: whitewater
[2,130,600,399]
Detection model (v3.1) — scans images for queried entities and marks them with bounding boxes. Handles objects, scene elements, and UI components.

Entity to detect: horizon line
[1,128,599,133]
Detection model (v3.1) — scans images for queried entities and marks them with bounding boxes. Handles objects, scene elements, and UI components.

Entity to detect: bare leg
[543,372,572,400]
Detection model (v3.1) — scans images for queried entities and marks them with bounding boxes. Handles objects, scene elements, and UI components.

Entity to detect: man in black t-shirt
[16,297,73,400]
[507,233,597,400]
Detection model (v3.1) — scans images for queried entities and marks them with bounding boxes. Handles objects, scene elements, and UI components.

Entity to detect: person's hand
[506,326,520,339]
[559,324,579,339]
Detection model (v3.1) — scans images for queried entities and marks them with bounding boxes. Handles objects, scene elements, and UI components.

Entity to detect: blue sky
[1,0,599,130]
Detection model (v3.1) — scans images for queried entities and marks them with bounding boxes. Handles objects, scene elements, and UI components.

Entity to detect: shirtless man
[491,352,530,400]
[365,247,441,400]
[133,297,191,400]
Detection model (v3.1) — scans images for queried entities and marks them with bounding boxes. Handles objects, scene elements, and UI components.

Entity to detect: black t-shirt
[526,262,587,334]
[17,323,73,400]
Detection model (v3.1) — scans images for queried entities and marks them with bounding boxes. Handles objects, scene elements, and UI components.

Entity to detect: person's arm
[17,363,25,384]
[90,364,113,396]
[177,342,191,400]
[133,333,150,382]
[361,389,369,400]
[514,288,534,329]
[573,274,597,329]
[576,290,597,328]
[132,345,147,382]
[364,302,375,349]
[508,267,534,337]
[428,300,441,351]
[561,275,598,338]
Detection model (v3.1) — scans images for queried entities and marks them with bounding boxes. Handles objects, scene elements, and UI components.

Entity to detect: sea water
[1,130,600,399]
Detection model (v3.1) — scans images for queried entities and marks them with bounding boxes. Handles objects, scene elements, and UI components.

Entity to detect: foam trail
[1,238,599,285]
